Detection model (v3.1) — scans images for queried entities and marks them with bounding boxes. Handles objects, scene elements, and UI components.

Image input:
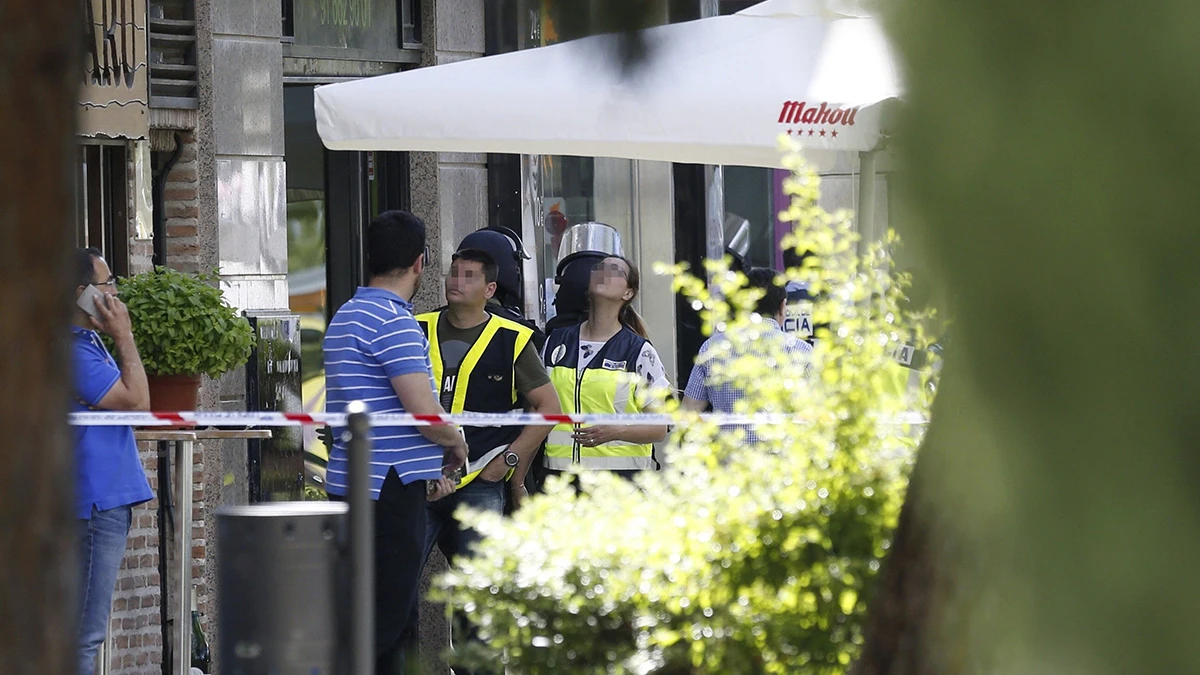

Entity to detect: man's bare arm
[390,372,467,471]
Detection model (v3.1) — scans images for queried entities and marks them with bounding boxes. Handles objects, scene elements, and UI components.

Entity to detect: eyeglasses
[591,261,628,279]
[96,277,117,288]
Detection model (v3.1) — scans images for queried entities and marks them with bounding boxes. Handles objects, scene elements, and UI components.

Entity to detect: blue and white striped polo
[323,287,442,498]
[684,318,813,443]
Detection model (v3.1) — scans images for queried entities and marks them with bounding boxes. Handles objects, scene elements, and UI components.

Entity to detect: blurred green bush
[435,148,936,674]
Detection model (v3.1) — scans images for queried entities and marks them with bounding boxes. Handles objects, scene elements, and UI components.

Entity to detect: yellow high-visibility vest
[543,324,656,471]
[416,311,533,486]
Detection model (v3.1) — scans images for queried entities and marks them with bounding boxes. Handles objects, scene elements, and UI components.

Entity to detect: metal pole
[346,401,373,675]
[700,0,723,284]
[176,438,194,675]
[701,0,723,283]
[857,150,878,254]
[704,164,725,268]
[156,441,171,675]
[519,154,544,323]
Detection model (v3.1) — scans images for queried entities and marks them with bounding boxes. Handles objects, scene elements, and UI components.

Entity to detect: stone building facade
[78,0,488,672]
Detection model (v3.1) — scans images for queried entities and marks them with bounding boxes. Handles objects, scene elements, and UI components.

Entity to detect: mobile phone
[426,466,466,495]
[77,285,105,319]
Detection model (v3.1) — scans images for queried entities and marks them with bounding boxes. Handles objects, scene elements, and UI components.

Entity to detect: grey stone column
[411,1,490,671]
[206,0,287,313]
[193,0,287,670]
[410,0,489,315]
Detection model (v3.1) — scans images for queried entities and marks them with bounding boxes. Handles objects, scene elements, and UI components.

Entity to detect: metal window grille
[148,1,198,109]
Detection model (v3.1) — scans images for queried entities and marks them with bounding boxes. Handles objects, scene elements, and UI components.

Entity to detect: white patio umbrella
[313,0,902,169]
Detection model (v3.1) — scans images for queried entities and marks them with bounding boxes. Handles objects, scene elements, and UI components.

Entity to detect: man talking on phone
[71,247,153,675]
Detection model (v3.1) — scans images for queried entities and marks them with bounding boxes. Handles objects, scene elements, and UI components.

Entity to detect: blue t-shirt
[323,287,442,498]
[72,327,153,520]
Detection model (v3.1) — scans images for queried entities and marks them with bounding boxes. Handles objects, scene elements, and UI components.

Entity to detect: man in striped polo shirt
[323,210,467,675]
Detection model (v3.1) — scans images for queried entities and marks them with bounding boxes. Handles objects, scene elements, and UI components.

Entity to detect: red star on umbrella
[807,129,815,137]
[831,129,839,138]
[819,129,826,137]
[788,129,795,135]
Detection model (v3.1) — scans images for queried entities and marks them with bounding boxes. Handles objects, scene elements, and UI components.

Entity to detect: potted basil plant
[117,267,254,411]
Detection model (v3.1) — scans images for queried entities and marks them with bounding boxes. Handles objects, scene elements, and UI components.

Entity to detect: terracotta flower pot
[147,374,201,412]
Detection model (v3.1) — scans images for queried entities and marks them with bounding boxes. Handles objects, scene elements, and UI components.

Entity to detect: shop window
[281,0,421,51]
[400,0,421,47]
[538,155,596,266]
[285,86,411,479]
[282,0,295,39]
[76,143,130,277]
[722,166,778,269]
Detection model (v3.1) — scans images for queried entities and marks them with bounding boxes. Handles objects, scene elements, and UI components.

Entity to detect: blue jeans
[78,505,132,675]
[424,478,506,564]
[410,478,507,675]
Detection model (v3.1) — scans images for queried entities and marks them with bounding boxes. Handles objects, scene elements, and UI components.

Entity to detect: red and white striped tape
[68,410,929,428]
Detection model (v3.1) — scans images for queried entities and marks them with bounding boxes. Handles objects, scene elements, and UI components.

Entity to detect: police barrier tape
[68,410,929,428]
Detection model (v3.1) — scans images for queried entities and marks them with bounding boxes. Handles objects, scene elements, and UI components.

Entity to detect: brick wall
[105,445,162,674]
[105,129,212,675]
[163,132,201,272]
[125,131,199,275]
[156,133,211,668]
[105,439,211,675]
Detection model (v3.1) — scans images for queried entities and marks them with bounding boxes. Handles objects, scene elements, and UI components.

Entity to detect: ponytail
[619,303,651,340]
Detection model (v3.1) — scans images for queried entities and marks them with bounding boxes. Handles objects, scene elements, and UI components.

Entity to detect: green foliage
[117,267,253,379]
[435,147,936,674]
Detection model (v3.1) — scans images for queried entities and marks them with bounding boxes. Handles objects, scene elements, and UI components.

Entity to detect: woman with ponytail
[541,256,671,476]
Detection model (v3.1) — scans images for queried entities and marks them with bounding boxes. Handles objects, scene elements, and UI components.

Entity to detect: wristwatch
[503,450,520,468]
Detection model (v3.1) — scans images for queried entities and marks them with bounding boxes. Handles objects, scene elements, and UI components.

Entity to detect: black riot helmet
[456,226,529,308]
[552,250,608,319]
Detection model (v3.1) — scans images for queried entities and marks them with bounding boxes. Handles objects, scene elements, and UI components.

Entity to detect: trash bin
[217,502,349,675]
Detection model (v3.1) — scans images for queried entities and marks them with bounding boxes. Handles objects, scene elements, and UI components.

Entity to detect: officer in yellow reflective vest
[415,249,560,523]
[409,248,561,673]
[542,255,671,476]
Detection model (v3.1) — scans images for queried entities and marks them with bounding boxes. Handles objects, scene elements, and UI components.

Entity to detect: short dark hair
[451,248,499,284]
[367,210,426,278]
[747,267,786,317]
[76,247,103,288]
[782,246,813,270]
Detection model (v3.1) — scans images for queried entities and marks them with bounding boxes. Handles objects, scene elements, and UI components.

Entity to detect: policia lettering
[543,325,657,471]
[417,312,535,487]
